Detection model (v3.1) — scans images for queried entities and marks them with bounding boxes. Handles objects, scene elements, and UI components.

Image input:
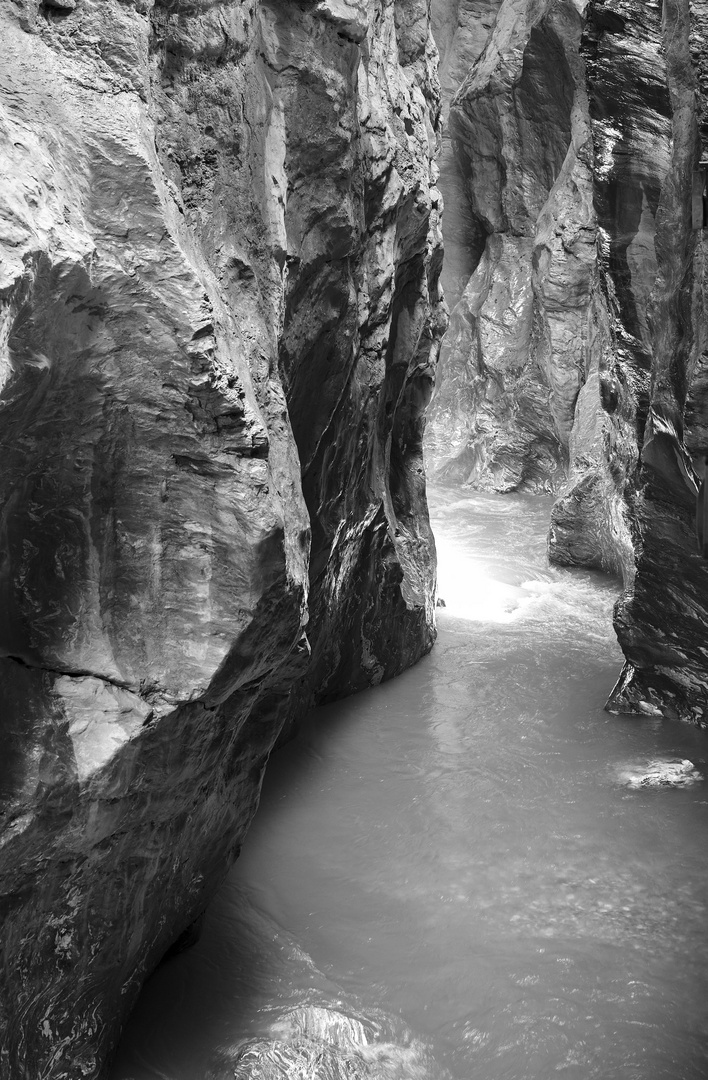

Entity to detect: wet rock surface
[620,758,702,790]
[0,0,443,1074]
[212,1005,448,1080]
[427,0,708,722]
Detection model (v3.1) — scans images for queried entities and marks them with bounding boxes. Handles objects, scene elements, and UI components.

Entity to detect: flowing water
[111,489,708,1080]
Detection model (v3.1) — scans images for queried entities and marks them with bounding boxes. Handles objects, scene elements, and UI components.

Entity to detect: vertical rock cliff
[427,0,708,724]
[0,1,444,1074]
[591,0,708,722]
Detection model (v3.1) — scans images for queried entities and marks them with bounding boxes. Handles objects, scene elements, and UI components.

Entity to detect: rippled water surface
[111,489,708,1079]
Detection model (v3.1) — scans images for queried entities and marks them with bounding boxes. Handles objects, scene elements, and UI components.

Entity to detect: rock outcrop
[0,1,444,1074]
[427,0,708,723]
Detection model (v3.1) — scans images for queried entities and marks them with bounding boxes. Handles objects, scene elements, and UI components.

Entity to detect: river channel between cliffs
[110,488,708,1080]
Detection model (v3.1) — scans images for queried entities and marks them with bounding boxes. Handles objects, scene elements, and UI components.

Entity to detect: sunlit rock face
[427,0,583,495]
[427,0,639,516]
[0,0,443,1074]
[596,0,708,723]
[428,0,708,723]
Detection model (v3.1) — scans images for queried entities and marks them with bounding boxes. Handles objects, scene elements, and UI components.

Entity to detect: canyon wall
[0,0,444,1075]
[427,0,708,723]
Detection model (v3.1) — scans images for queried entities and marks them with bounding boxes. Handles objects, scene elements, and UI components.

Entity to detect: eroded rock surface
[0,0,444,1074]
[427,0,708,723]
[427,0,582,494]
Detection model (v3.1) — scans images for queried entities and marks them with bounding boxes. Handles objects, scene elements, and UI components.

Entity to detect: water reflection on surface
[111,489,708,1080]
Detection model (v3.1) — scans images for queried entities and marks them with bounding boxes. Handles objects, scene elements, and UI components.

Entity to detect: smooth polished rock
[0,0,444,1075]
[427,0,581,494]
[585,0,708,721]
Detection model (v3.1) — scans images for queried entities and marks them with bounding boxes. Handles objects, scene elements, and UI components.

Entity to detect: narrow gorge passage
[6,2,708,1075]
[110,489,708,1080]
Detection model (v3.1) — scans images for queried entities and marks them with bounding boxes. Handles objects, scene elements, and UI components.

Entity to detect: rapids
[110,489,708,1080]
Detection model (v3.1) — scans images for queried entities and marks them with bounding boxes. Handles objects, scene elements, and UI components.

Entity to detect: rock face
[427,0,581,494]
[427,0,708,722]
[583,0,708,722]
[0,1,444,1074]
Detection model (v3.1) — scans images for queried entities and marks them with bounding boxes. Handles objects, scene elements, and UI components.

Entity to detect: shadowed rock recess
[0,0,444,1073]
[427,0,708,723]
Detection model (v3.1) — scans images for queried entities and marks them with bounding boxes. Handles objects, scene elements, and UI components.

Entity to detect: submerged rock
[0,0,444,1074]
[211,1005,448,1080]
[621,759,702,790]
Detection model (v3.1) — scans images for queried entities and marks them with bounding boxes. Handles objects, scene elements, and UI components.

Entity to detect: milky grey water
[111,489,708,1079]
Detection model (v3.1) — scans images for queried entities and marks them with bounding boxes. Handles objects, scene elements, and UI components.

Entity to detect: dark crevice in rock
[2,651,137,696]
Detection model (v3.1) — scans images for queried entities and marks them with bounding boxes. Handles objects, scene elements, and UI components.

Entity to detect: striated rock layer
[0,0,444,1074]
[427,0,708,723]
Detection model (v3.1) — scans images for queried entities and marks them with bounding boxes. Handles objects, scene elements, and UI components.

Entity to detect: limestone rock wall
[427,0,708,721]
[427,0,584,493]
[597,0,708,720]
[0,0,444,1075]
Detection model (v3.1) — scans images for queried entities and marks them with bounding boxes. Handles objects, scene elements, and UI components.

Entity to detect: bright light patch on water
[436,534,551,623]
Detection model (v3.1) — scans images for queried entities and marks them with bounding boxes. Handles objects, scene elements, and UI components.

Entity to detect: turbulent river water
[111,489,708,1080]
